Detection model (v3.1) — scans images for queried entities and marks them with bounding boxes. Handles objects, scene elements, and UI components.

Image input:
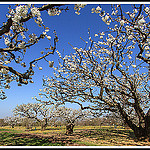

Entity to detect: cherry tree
[13,102,56,130]
[35,4,150,140]
[20,117,37,129]
[4,116,20,128]
[0,4,86,100]
[54,106,90,134]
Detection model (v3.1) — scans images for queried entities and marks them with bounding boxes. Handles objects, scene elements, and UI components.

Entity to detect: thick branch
[0,4,64,37]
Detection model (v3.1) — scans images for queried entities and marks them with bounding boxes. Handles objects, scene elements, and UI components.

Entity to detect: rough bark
[117,103,149,141]
[145,108,150,140]
[65,123,75,134]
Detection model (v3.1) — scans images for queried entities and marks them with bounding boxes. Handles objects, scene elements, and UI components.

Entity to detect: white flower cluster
[120,20,125,26]
[91,6,111,25]
[11,5,29,23]
[91,6,102,14]
[101,14,111,25]
[145,52,150,57]
[48,8,61,16]
[74,4,86,15]
[18,41,25,49]
[28,33,38,43]
[9,4,43,25]
[31,7,43,25]
[4,37,10,46]
[138,18,146,26]
[144,7,150,14]
[42,28,51,40]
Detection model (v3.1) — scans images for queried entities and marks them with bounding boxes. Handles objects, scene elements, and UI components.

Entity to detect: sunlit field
[0,126,149,146]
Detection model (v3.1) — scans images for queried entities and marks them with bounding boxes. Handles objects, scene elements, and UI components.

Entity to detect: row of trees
[3,102,91,134]
[1,103,127,133]
[0,3,149,141]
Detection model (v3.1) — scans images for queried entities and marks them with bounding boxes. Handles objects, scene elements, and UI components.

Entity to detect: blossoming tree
[0,4,87,100]
[54,106,91,134]
[35,4,150,140]
[20,117,37,129]
[4,116,20,128]
[13,102,57,130]
[0,4,62,100]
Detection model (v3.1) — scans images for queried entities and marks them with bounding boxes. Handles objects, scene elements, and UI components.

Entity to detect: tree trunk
[145,108,150,140]
[65,123,75,134]
[132,109,150,141]
[41,118,48,131]
[117,103,150,141]
[132,126,148,141]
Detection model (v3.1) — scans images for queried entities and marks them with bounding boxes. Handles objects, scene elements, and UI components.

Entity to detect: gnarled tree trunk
[145,109,150,140]
[65,123,75,134]
[117,104,150,141]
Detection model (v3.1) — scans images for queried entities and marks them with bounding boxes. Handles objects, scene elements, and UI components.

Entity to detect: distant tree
[54,106,90,134]
[4,116,20,128]
[13,103,56,130]
[0,119,5,127]
[21,117,37,129]
[35,4,150,141]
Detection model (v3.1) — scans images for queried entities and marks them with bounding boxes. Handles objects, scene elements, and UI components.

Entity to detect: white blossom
[144,7,149,13]
[96,6,102,11]
[138,18,146,25]
[16,5,28,18]
[128,35,133,40]
[39,67,43,70]
[131,64,136,68]
[120,20,125,26]
[4,37,10,46]
[145,53,150,57]
[128,55,132,59]
[145,46,149,50]
[18,41,25,49]
[46,35,51,40]
[102,15,109,22]
[94,34,98,37]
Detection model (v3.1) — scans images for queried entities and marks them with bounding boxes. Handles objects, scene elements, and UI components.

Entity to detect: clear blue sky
[0,2,148,118]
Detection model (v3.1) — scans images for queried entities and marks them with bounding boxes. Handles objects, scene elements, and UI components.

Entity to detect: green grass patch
[0,132,65,146]
[0,128,12,131]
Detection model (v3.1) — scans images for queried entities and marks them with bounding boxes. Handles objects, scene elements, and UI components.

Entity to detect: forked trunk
[65,123,75,134]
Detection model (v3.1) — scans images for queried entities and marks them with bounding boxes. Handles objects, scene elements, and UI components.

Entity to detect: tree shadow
[1,132,70,146]
[72,128,135,141]
[5,132,81,146]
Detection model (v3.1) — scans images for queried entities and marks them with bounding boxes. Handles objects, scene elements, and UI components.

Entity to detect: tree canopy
[34,4,150,140]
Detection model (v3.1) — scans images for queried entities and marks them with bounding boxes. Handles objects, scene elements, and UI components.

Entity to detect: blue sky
[0,2,149,118]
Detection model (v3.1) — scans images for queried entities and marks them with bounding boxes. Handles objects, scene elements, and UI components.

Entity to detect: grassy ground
[0,126,149,146]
